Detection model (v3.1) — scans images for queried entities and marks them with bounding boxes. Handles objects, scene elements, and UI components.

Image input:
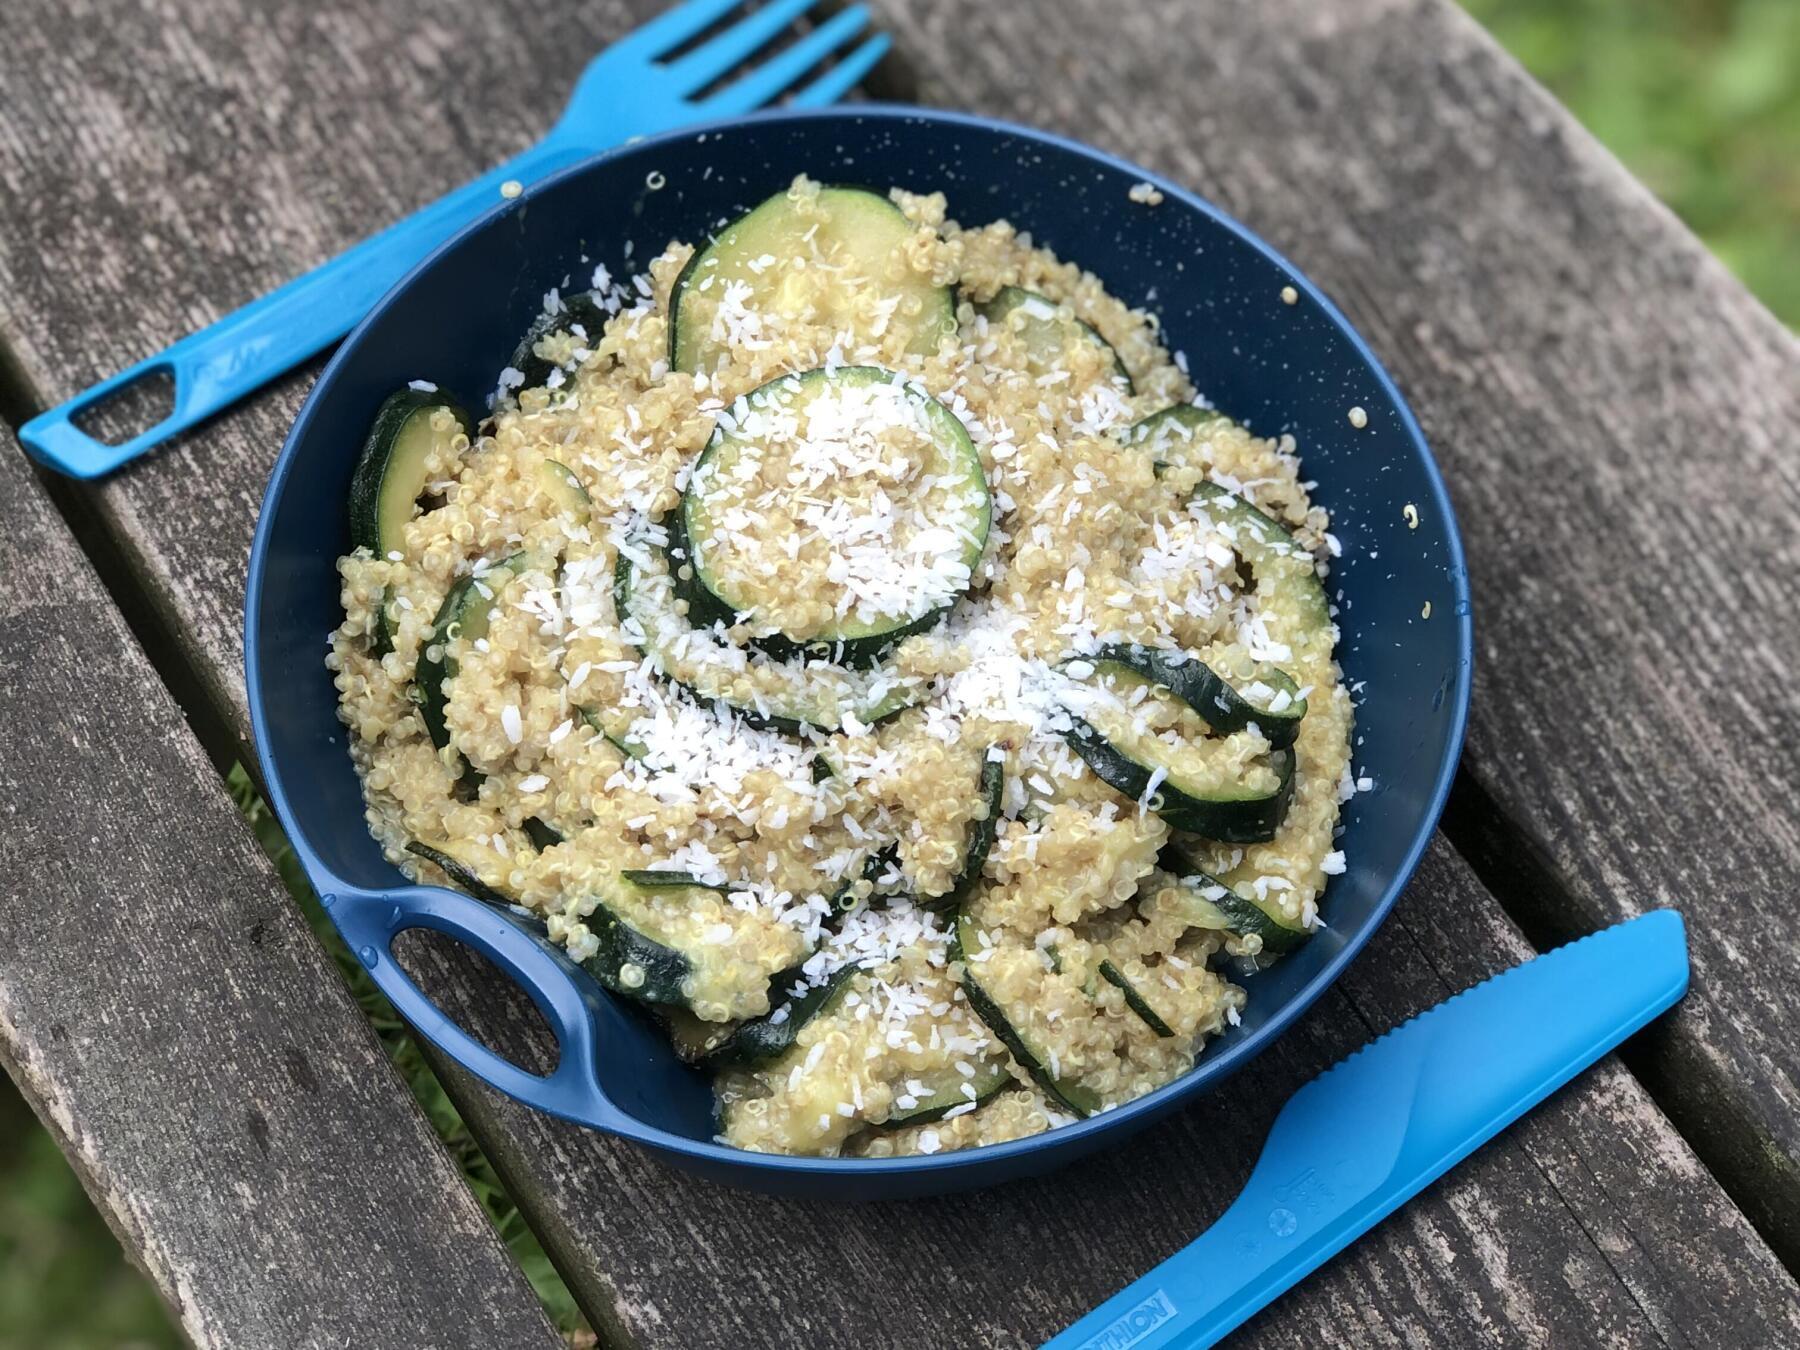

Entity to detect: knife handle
[1043,910,1689,1350]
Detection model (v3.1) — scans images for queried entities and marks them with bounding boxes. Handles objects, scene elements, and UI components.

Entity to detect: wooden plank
[0,0,1794,1345]
[0,433,561,1348]
[853,0,1800,1263]
[405,840,1800,1348]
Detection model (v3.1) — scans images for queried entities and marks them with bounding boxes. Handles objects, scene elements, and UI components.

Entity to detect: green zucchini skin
[537,459,591,524]
[583,903,693,1008]
[919,754,1005,912]
[679,366,990,666]
[1122,404,1228,469]
[950,914,1103,1118]
[1066,715,1295,843]
[1161,851,1312,954]
[1084,643,1306,749]
[1190,480,1331,636]
[407,843,705,1010]
[578,704,647,761]
[414,552,530,756]
[668,185,955,374]
[404,841,514,907]
[522,817,563,851]
[700,963,861,1070]
[350,388,472,657]
[620,868,730,894]
[349,389,471,555]
[660,1008,740,1066]
[615,536,927,734]
[875,1062,1013,1130]
[829,846,898,916]
[1097,961,1175,1037]
[508,294,610,393]
[977,285,1133,392]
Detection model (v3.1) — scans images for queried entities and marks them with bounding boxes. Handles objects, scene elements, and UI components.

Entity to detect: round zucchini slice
[1190,481,1332,650]
[1122,404,1228,471]
[680,366,990,664]
[414,552,531,785]
[874,1061,1013,1130]
[1160,853,1312,955]
[950,913,1104,1118]
[349,387,472,655]
[614,536,929,734]
[918,753,1005,912]
[536,459,591,525]
[1084,643,1306,749]
[668,185,956,374]
[1059,657,1295,844]
[977,285,1133,392]
[508,293,610,393]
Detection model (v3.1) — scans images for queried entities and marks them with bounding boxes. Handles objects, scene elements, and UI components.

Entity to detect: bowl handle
[323,884,622,1131]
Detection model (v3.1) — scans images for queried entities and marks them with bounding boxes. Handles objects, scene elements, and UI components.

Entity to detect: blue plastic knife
[1043,908,1689,1350]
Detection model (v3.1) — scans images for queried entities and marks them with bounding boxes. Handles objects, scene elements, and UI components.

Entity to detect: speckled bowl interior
[248,106,1471,1198]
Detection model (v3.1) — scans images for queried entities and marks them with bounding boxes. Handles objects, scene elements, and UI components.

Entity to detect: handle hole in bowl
[73,366,175,445]
[392,928,561,1077]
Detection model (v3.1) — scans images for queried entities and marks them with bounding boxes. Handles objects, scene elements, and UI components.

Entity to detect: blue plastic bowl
[247,106,1471,1200]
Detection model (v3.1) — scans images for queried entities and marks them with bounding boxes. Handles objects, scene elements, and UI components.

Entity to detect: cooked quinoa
[330,176,1354,1157]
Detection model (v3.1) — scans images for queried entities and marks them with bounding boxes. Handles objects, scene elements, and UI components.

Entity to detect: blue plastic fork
[21,0,888,480]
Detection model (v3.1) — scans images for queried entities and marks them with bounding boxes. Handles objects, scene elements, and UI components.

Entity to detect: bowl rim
[247,102,1473,1179]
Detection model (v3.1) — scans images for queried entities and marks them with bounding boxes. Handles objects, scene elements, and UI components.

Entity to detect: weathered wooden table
[2,1,1797,1345]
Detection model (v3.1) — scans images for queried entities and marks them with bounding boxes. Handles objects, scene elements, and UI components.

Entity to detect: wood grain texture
[0,0,1797,1343]
[401,840,1800,1349]
[0,434,561,1348]
[857,0,1800,1260]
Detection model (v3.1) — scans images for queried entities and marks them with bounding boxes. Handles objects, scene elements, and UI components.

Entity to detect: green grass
[3,4,1795,1345]
[222,766,592,1340]
[0,766,591,1347]
[1464,0,1800,326]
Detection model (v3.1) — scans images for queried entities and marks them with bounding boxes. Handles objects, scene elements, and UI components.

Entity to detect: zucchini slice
[350,389,471,557]
[522,817,563,851]
[1162,852,1311,955]
[668,185,955,374]
[536,459,591,524]
[978,286,1133,391]
[349,388,472,655]
[1082,643,1305,749]
[1096,960,1176,1038]
[680,366,990,664]
[1061,658,1295,843]
[919,753,1005,912]
[661,1007,740,1066]
[950,913,1104,1117]
[829,846,899,916]
[414,552,531,792]
[578,703,646,761]
[876,1062,1013,1130]
[405,841,514,907]
[614,536,928,734]
[580,870,810,1019]
[700,963,861,1070]
[1122,404,1227,471]
[583,902,694,1008]
[1190,481,1331,646]
[508,293,609,393]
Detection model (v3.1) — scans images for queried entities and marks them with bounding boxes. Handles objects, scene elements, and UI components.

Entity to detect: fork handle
[20,138,587,479]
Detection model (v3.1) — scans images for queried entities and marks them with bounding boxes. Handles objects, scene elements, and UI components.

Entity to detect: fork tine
[607,0,746,61]
[663,0,826,94]
[698,5,874,115]
[785,32,890,108]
